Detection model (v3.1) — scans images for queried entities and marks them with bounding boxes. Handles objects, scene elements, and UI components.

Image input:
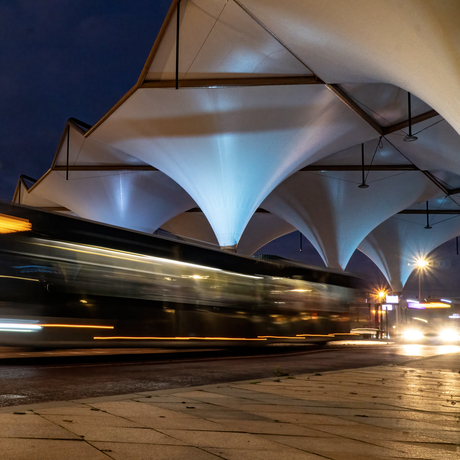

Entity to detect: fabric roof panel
[90,84,378,247]
[54,124,85,167]
[241,0,460,136]
[359,212,460,291]
[54,124,150,168]
[262,171,441,270]
[161,210,296,256]
[146,0,311,81]
[14,181,63,210]
[28,170,195,234]
[385,119,460,174]
[340,83,432,127]
[161,212,219,246]
[237,213,296,256]
[147,0,226,81]
[310,137,413,168]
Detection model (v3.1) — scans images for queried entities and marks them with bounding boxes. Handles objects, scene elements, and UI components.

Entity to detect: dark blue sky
[0,0,170,199]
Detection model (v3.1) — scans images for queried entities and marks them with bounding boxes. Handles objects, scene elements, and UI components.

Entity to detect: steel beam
[326,84,383,135]
[53,165,158,172]
[420,170,450,195]
[186,207,460,215]
[399,209,460,215]
[383,110,439,135]
[41,207,71,212]
[301,164,417,171]
[54,164,421,173]
[141,76,322,89]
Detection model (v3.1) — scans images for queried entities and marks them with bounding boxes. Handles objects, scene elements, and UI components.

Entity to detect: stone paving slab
[90,443,220,460]
[0,438,109,460]
[0,357,459,459]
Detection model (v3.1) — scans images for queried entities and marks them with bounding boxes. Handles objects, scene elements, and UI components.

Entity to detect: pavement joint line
[81,402,184,438]
[256,434,408,457]
[0,436,85,441]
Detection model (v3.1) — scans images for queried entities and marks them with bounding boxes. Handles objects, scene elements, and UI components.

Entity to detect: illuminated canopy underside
[14,0,460,290]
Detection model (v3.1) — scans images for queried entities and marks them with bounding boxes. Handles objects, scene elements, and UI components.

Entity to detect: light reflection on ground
[333,340,394,346]
[333,340,460,358]
[436,344,460,354]
[398,344,460,356]
[399,344,424,356]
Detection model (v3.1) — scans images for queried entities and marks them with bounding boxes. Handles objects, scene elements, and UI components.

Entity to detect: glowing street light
[372,288,388,307]
[372,287,388,302]
[416,258,428,269]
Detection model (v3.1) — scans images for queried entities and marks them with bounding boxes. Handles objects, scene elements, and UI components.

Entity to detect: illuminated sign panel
[386,295,399,304]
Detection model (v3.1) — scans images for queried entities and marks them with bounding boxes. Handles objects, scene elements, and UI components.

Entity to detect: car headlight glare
[402,329,424,341]
[440,329,459,342]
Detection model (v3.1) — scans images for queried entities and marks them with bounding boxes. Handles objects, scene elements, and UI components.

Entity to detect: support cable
[413,118,445,136]
[364,136,383,183]
[383,137,460,208]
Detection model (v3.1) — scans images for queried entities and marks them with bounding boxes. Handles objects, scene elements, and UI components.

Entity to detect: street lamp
[375,290,387,338]
[416,258,428,301]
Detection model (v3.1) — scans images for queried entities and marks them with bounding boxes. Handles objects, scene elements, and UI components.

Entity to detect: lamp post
[416,258,428,301]
[377,291,386,338]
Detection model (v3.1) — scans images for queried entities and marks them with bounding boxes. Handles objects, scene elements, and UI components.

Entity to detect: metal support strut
[425,201,432,229]
[404,93,418,142]
[175,0,181,90]
[358,143,369,188]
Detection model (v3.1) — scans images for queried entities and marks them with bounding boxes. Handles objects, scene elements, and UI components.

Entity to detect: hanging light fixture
[404,92,418,142]
[358,143,369,188]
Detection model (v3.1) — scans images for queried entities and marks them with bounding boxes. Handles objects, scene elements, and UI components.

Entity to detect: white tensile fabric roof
[14,0,460,292]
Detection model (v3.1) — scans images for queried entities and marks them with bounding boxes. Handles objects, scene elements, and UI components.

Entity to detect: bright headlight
[440,329,459,342]
[402,329,424,341]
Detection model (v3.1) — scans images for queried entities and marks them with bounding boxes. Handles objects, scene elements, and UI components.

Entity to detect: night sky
[1,1,457,294]
[0,0,171,199]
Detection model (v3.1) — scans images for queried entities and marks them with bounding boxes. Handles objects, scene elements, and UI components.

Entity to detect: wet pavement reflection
[396,344,460,357]
[0,341,459,408]
[0,344,459,459]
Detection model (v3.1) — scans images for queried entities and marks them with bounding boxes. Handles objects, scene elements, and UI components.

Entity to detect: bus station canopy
[14,0,460,291]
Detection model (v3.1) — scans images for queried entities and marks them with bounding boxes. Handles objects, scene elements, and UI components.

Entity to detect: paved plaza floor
[0,353,459,459]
